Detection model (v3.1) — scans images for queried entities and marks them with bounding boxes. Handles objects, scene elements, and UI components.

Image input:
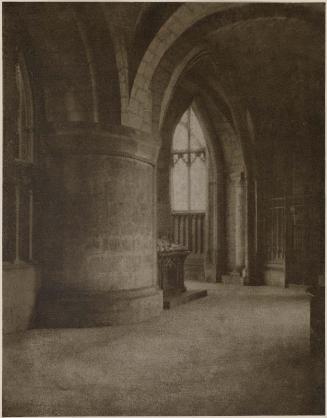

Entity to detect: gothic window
[170,107,207,212]
[15,58,34,162]
[3,54,34,263]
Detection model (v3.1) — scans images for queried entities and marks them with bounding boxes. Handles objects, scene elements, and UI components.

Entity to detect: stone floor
[3,281,325,416]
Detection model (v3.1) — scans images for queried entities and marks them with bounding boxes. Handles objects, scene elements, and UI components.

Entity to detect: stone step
[163,289,208,310]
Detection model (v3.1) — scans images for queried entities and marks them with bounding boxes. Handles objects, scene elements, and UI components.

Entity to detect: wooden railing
[171,212,205,254]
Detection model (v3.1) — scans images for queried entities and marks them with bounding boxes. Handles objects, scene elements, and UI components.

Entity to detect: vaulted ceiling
[4,2,324,179]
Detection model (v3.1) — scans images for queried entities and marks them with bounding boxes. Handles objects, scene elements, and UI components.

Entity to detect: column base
[263,264,286,287]
[35,286,163,328]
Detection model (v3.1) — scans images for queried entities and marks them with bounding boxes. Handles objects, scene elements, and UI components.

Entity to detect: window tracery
[170,106,207,212]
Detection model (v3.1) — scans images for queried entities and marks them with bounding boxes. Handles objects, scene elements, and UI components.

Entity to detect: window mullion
[187,107,191,211]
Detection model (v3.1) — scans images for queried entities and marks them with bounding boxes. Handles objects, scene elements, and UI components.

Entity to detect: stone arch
[156,51,243,164]
[127,2,323,133]
[153,43,245,176]
[130,3,181,91]
[156,65,247,279]
[158,45,209,133]
[73,4,121,125]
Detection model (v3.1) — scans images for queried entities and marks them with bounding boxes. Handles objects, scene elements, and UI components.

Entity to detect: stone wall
[3,264,41,333]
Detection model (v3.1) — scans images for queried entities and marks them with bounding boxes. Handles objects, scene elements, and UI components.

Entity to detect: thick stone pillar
[37,124,163,327]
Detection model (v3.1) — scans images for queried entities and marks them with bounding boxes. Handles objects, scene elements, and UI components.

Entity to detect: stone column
[204,178,219,282]
[245,177,260,285]
[235,172,246,274]
[37,123,163,327]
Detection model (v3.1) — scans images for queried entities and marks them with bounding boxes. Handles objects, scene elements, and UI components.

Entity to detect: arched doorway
[155,45,249,284]
[156,91,235,284]
[170,105,207,280]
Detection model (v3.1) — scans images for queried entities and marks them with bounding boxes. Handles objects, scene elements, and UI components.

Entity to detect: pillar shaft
[235,172,246,273]
[37,124,163,327]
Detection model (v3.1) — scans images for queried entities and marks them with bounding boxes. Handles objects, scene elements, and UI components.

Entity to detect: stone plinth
[37,124,163,327]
